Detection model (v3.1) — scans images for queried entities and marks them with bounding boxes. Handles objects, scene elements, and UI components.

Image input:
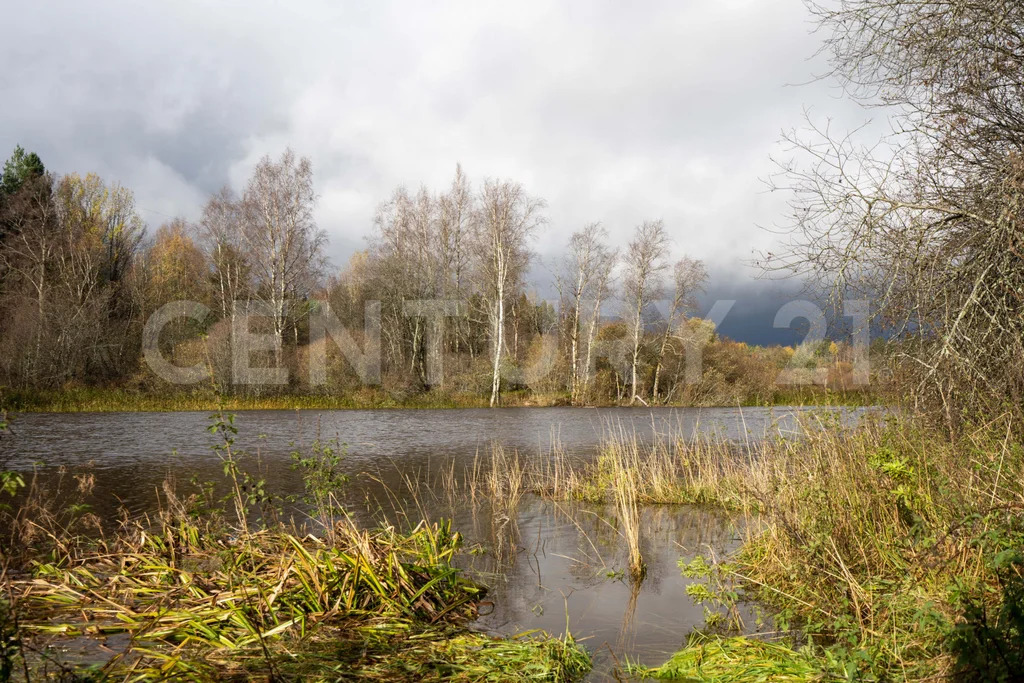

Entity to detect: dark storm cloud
[700,276,810,347]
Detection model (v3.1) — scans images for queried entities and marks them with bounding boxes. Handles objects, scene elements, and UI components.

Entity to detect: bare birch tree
[438,164,472,353]
[473,180,545,406]
[556,223,612,404]
[651,255,706,402]
[622,220,670,404]
[240,149,326,367]
[579,242,617,401]
[370,185,441,382]
[199,187,249,329]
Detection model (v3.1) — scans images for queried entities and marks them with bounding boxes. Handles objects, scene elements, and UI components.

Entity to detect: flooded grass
[5,406,1013,680]
[3,512,591,681]
[530,434,757,511]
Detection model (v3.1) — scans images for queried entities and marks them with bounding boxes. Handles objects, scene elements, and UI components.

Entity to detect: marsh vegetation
[4,0,1024,680]
[3,405,1021,681]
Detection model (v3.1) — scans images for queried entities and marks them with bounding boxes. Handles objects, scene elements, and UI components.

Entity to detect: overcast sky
[2,0,871,342]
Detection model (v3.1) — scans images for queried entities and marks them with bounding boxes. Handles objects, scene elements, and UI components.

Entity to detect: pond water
[0,406,869,680]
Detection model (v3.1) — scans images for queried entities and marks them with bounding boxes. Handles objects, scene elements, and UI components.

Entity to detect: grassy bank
[597,418,1023,679]
[726,418,1024,680]
[0,387,495,413]
[0,385,876,413]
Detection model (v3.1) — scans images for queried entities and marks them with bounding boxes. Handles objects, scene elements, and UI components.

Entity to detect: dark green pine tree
[1,145,46,196]
[0,146,47,244]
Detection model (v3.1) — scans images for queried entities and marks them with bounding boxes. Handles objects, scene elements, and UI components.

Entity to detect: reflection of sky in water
[0,406,871,680]
[358,489,758,681]
[453,499,756,678]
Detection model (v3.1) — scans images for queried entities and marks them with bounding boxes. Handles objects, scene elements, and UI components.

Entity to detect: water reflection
[447,498,752,676]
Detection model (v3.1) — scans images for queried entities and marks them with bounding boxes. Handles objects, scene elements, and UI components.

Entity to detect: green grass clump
[324,630,592,682]
[10,517,590,680]
[632,635,823,681]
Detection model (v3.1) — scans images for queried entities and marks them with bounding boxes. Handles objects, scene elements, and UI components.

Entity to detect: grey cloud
[2,0,870,342]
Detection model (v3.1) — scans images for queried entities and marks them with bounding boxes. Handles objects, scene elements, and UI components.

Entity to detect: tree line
[0,146,862,406]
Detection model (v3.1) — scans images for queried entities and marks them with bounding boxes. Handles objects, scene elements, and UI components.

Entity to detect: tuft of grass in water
[530,431,760,511]
[609,450,645,582]
[631,634,823,681]
[484,443,527,524]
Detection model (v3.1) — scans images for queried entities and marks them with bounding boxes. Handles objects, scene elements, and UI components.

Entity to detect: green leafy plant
[289,435,349,532]
[207,412,276,532]
[948,523,1024,681]
[0,472,23,501]
[679,555,744,632]
[0,413,24,511]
